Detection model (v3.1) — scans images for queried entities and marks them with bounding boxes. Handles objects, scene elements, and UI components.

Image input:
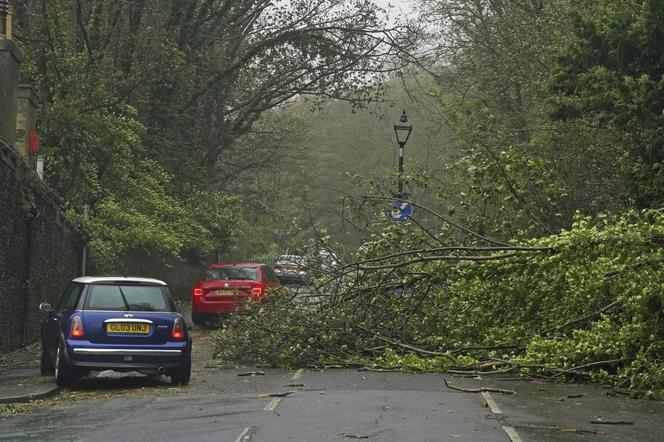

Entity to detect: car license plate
[210,289,236,296]
[106,323,150,334]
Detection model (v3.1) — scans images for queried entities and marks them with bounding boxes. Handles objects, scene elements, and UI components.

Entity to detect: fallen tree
[213,209,664,399]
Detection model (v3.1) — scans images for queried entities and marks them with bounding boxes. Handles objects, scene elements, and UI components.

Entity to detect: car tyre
[170,355,191,386]
[191,312,208,326]
[54,342,77,387]
[40,341,54,375]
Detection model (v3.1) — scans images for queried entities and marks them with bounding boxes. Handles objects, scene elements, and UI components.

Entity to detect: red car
[191,263,281,325]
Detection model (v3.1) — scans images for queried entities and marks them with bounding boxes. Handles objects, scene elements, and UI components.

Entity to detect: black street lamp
[393,110,412,196]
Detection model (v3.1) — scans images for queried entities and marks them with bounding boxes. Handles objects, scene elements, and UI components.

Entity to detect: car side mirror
[39,302,54,313]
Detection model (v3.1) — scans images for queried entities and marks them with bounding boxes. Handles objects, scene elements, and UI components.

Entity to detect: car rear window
[277,255,305,265]
[86,284,170,312]
[57,283,84,312]
[205,267,259,281]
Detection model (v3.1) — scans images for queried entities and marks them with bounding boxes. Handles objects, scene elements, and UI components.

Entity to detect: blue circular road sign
[386,198,413,222]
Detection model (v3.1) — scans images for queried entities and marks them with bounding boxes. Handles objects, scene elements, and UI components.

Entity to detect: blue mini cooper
[39,276,192,387]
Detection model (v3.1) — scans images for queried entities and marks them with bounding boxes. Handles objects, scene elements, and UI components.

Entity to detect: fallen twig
[448,360,517,375]
[339,431,383,439]
[570,359,626,371]
[357,326,457,363]
[450,344,521,355]
[447,368,518,376]
[358,367,419,374]
[259,391,296,398]
[514,424,606,435]
[451,359,583,378]
[491,359,594,378]
[443,378,515,395]
[591,420,634,425]
[452,360,511,370]
[238,371,265,377]
[605,388,630,397]
[495,300,622,348]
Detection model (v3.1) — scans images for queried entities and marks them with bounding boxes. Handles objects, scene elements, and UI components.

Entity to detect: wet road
[1,325,664,441]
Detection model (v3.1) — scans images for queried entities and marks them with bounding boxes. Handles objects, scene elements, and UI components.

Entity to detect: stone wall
[0,35,205,353]
[0,39,19,147]
[0,137,207,352]
[0,139,79,352]
[114,251,206,301]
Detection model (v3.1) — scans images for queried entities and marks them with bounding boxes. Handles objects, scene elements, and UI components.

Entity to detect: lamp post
[393,110,412,196]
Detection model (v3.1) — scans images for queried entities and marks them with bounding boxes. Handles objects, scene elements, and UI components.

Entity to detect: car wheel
[191,312,208,326]
[54,342,77,387]
[40,341,54,375]
[170,355,191,386]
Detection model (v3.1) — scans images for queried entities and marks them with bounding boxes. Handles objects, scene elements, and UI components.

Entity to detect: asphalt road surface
[1,324,663,441]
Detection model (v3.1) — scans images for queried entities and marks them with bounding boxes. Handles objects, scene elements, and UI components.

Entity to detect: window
[277,255,305,266]
[57,284,83,312]
[263,266,280,283]
[205,267,259,281]
[205,268,227,280]
[87,285,170,311]
[88,285,125,310]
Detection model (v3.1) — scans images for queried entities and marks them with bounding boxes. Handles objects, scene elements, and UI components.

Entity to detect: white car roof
[72,276,167,286]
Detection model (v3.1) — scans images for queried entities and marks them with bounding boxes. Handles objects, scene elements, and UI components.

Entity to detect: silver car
[273,255,309,284]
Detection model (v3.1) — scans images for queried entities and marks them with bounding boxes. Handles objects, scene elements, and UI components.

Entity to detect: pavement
[0,344,59,404]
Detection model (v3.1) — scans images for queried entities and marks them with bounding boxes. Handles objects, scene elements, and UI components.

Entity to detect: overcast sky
[375,0,418,22]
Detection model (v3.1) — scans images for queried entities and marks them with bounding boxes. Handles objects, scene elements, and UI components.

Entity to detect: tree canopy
[13,0,408,269]
[550,0,664,209]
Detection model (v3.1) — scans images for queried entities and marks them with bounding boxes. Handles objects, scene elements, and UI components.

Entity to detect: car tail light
[70,316,84,339]
[171,318,185,340]
[193,287,203,297]
[251,285,265,298]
